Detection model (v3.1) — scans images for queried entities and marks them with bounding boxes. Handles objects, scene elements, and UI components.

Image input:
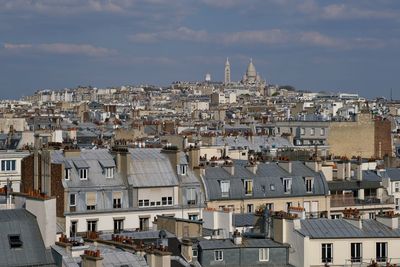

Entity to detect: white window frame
[214,250,223,261]
[65,168,71,180]
[283,178,292,193]
[395,182,400,193]
[305,177,314,193]
[300,128,305,135]
[186,188,196,205]
[79,168,88,180]
[87,220,97,232]
[180,164,188,175]
[247,204,254,213]
[69,193,76,207]
[376,242,387,262]
[259,248,269,262]
[220,180,230,197]
[105,167,114,178]
[1,160,16,172]
[351,243,362,263]
[310,128,315,136]
[322,243,333,263]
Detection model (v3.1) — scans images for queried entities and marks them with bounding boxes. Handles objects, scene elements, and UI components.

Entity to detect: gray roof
[297,218,400,239]
[233,213,257,227]
[362,170,382,182]
[328,180,381,191]
[386,168,400,181]
[214,136,293,151]
[0,209,55,267]
[128,148,179,187]
[203,161,329,201]
[199,238,287,250]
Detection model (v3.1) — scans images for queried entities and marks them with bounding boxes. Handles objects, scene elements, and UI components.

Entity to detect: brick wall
[375,118,392,158]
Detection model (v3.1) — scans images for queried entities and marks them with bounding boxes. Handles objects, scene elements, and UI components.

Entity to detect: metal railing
[330,196,394,208]
[344,258,400,266]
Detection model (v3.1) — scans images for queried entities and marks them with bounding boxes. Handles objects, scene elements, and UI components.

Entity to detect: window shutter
[86,192,97,205]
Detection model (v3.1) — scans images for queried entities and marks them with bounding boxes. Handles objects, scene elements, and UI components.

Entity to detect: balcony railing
[330,196,394,208]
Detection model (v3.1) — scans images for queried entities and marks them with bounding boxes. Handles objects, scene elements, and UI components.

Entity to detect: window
[396,198,400,210]
[283,178,292,193]
[86,192,96,210]
[114,219,124,233]
[214,250,223,261]
[105,167,114,178]
[193,249,198,257]
[244,180,253,195]
[113,192,122,208]
[139,217,149,231]
[376,242,387,262]
[266,203,274,211]
[145,199,150,206]
[220,181,230,197]
[79,168,88,180]
[87,220,97,232]
[286,202,292,211]
[270,184,275,191]
[1,160,16,172]
[70,221,77,236]
[168,197,173,205]
[162,197,167,206]
[320,128,325,136]
[65,168,71,180]
[189,214,199,221]
[331,214,341,219]
[69,193,76,207]
[179,164,188,175]
[8,234,22,248]
[322,243,333,263]
[310,128,315,136]
[150,201,155,206]
[369,212,376,219]
[186,188,196,205]
[351,243,362,263]
[395,182,400,193]
[305,177,314,193]
[300,128,305,135]
[259,248,269,262]
[247,204,254,213]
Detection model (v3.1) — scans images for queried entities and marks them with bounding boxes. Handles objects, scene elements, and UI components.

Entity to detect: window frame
[321,243,333,263]
[259,248,270,262]
[244,179,253,196]
[79,168,88,180]
[105,167,114,178]
[69,193,76,207]
[283,178,292,193]
[214,250,223,261]
[65,168,71,180]
[351,243,362,263]
[305,177,314,193]
[376,242,387,262]
[1,160,16,172]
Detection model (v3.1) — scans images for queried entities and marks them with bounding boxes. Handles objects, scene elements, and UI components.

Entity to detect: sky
[0,0,400,99]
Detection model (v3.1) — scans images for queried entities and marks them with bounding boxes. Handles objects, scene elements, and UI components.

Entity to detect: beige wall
[328,114,375,158]
[206,195,330,215]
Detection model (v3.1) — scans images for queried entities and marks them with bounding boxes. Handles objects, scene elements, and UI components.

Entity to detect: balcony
[331,196,394,208]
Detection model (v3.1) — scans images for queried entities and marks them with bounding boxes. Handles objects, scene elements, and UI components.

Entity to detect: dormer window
[244,179,253,196]
[179,164,188,175]
[79,168,88,180]
[283,178,292,193]
[105,167,114,178]
[8,234,22,249]
[305,177,314,193]
[220,181,230,197]
[65,168,71,180]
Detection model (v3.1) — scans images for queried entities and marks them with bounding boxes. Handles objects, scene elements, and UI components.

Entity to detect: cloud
[3,43,116,57]
[129,27,386,50]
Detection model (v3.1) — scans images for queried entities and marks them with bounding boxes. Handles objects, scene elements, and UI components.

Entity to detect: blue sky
[0,0,399,99]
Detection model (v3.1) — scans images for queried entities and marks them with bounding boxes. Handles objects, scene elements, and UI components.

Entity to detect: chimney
[63,146,81,158]
[232,230,242,245]
[336,161,346,180]
[343,208,362,229]
[245,162,258,174]
[193,166,205,177]
[305,160,320,172]
[180,239,193,263]
[278,161,292,174]
[355,163,363,181]
[161,146,181,174]
[25,197,57,248]
[147,249,171,267]
[376,212,399,229]
[222,162,234,176]
[188,147,200,170]
[34,134,40,191]
[112,141,129,181]
[288,206,306,219]
[80,250,103,267]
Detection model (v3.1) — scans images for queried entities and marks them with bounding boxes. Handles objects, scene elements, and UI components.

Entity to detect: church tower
[224,57,231,84]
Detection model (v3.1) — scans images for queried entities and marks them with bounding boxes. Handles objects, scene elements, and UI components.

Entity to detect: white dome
[246,59,256,78]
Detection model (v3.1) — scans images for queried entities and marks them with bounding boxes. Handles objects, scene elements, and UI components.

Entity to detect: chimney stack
[278,161,292,174]
[80,250,103,267]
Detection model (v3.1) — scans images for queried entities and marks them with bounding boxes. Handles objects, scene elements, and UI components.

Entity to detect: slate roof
[386,168,400,181]
[0,209,56,267]
[233,213,257,227]
[199,238,288,250]
[203,160,329,200]
[214,136,293,151]
[297,218,400,239]
[128,148,179,187]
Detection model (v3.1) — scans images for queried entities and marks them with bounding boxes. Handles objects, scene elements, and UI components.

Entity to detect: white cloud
[3,43,116,57]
